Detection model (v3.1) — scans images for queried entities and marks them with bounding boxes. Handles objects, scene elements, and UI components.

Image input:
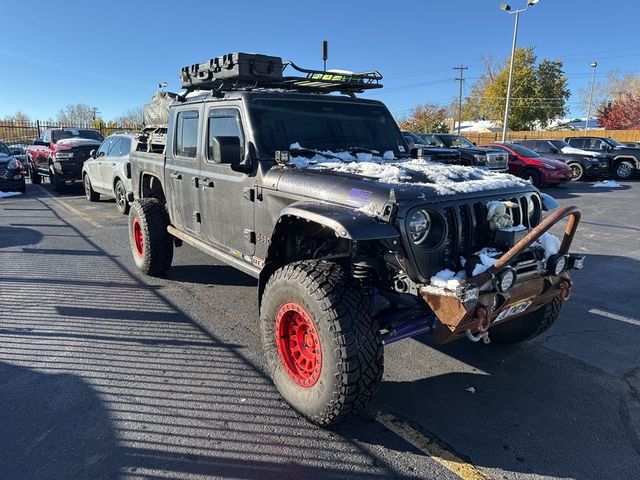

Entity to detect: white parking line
[375,411,492,480]
[589,309,640,327]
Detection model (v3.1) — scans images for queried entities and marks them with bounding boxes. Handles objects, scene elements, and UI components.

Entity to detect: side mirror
[211,136,242,166]
[550,147,559,154]
[540,192,560,212]
[600,144,609,151]
[410,147,424,159]
[472,142,477,146]
[90,149,96,159]
[33,138,48,146]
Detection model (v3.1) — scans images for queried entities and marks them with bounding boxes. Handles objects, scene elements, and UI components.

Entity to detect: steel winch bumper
[420,206,583,344]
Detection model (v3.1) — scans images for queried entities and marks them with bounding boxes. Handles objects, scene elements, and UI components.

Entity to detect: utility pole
[91,107,100,123]
[585,61,598,133]
[453,65,468,134]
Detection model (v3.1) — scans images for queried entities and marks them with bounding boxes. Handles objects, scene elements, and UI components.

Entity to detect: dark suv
[127,52,584,426]
[514,139,609,181]
[564,136,639,179]
[402,131,461,165]
[421,133,509,171]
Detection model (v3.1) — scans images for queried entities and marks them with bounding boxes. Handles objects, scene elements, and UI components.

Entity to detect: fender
[613,155,639,169]
[279,201,399,241]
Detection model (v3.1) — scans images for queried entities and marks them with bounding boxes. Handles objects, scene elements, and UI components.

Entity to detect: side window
[119,137,132,156]
[97,137,114,156]
[106,138,122,157]
[207,108,245,163]
[588,138,603,149]
[536,141,552,153]
[568,138,584,149]
[175,110,199,159]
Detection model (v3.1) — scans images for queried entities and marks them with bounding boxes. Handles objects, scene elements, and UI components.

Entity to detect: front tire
[614,160,634,179]
[523,169,542,188]
[260,260,383,426]
[568,162,585,181]
[83,173,100,202]
[490,297,562,344]
[128,198,173,275]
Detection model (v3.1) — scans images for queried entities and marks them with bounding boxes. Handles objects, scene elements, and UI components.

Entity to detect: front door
[199,107,255,256]
[166,108,202,235]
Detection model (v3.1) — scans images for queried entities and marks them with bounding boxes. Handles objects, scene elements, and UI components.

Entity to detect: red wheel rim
[275,302,322,388]
[132,217,144,256]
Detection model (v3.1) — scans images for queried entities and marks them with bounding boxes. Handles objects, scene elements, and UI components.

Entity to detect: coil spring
[353,261,375,291]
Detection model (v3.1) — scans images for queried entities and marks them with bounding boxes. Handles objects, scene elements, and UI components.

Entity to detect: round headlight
[408,210,431,244]
[498,269,516,293]
[552,255,567,276]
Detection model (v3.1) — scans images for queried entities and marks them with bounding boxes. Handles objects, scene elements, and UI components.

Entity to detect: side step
[167,225,260,279]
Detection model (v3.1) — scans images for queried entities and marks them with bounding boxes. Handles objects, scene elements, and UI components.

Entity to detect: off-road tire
[114,179,129,214]
[260,260,383,426]
[490,297,562,344]
[523,169,542,188]
[568,162,585,181]
[128,198,173,276]
[83,173,100,202]
[614,160,634,179]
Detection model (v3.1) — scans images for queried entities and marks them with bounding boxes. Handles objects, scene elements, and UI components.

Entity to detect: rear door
[91,136,116,191]
[165,107,203,235]
[98,137,122,192]
[199,106,255,256]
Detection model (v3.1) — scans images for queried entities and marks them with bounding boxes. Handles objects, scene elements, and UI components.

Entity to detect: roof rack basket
[179,52,382,96]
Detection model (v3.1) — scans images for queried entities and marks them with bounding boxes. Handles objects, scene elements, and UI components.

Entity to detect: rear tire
[128,198,173,276]
[83,173,100,202]
[523,169,542,188]
[114,179,129,215]
[568,162,585,181]
[614,160,634,179]
[260,260,383,426]
[490,297,562,344]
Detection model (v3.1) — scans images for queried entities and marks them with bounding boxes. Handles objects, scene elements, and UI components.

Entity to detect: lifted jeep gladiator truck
[128,53,584,426]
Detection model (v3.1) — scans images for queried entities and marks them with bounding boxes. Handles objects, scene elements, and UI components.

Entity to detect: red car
[482,143,573,187]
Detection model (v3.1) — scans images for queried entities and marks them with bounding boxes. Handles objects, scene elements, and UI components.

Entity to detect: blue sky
[1,0,638,121]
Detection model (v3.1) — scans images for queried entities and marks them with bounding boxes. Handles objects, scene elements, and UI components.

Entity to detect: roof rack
[179,52,382,98]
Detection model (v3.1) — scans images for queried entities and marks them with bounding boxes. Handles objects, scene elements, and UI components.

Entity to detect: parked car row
[0,141,26,193]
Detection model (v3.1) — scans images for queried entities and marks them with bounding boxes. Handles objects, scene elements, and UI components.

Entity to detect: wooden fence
[463,129,640,146]
[0,121,142,146]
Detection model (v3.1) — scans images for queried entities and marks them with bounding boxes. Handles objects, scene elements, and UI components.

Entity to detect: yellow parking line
[375,411,492,480]
[34,185,103,228]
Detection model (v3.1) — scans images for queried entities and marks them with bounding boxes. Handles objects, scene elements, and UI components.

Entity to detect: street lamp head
[500,3,512,11]
[527,0,540,6]
[590,61,598,68]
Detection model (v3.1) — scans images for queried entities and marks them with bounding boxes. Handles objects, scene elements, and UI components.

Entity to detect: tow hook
[559,280,572,301]
[466,305,492,344]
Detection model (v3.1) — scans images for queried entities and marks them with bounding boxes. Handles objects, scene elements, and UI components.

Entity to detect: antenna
[322,40,328,71]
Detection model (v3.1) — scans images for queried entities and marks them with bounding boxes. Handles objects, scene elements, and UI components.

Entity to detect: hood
[537,156,571,169]
[561,146,598,157]
[277,153,532,215]
[422,147,459,156]
[0,153,13,166]
[55,138,102,148]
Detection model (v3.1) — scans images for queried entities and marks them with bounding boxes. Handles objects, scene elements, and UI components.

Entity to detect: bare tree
[113,107,143,125]
[57,104,98,125]
[2,111,31,123]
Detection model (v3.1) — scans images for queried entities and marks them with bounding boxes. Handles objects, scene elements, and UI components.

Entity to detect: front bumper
[544,169,573,184]
[585,162,609,177]
[0,172,25,191]
[53,160,84,181]
[420,206,582,344]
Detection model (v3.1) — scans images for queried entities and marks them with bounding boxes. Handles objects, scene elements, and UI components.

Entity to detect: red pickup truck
[27,128,103,191]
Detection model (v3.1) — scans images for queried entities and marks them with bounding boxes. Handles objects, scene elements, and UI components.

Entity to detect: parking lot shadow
[166,264,258,287]
[0,362,120,480]
[0,226,43,248]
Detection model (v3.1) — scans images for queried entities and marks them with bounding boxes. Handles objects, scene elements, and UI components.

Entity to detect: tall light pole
[585,61,598,133]
[500,0,540,143]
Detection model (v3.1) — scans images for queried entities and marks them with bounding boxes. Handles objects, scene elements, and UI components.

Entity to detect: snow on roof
[288,145,529,195]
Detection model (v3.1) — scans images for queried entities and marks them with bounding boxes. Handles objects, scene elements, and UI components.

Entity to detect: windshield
[436,135,475,148]
[52,129,104,143]
[418,134,445,147]
[550,140,570,149]
[506,143,541,158]
[606,137,624,147]
[0,142,10,155]
[248,98,408,158]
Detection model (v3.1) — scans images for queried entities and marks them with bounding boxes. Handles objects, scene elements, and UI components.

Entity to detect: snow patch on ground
[592,180,622,188]
[0,191,22,199]
[286,145,529,195]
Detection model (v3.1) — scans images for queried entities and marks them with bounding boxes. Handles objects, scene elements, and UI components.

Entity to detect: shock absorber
[352,260,376,293]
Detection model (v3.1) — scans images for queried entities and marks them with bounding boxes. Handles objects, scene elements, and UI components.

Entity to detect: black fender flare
[612,155,639,169]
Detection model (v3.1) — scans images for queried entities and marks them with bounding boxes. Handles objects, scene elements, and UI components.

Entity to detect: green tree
[463,47,570,130]
[397,103,449,133]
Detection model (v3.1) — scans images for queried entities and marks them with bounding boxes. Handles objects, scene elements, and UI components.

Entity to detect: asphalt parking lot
[1,180,639,480]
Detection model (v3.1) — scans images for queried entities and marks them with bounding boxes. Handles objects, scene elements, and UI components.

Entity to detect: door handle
[202,178,214,189]
[111,163,116,167]
[191,177,199,188]
[169,171,182,180]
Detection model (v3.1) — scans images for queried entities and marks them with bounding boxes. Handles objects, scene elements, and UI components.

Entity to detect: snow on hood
[560,146,599,157]
[288,145,529,196]
[56,137,102,147]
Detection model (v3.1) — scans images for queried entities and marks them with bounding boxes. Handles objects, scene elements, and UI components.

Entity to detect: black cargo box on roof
[180,53,283,89]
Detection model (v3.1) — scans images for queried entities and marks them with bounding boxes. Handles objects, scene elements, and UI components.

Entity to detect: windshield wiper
[288,147,349,162]
[340,146,380,156]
